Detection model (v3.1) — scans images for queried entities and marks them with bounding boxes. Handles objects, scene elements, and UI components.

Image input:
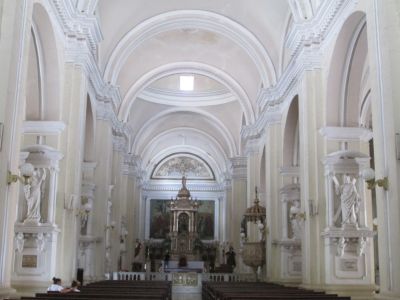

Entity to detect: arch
[83,95,96,161]
[25,25,42,120]
[30,2,62,121]
[104,10,277,87]
[119,62,255,124]
[282,95,299,167]
[326,11,367,126]
[259,146,266,200]
[151,152,215,180]
[145,144,225,182]
[131,108,237,156]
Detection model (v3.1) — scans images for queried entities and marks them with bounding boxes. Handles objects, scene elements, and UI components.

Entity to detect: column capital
[230,156,247,180]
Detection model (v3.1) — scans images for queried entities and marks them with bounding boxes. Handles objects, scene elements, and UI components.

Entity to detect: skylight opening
[180,75,194,91]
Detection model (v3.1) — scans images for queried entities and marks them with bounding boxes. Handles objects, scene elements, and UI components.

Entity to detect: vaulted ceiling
[95,0,291,181]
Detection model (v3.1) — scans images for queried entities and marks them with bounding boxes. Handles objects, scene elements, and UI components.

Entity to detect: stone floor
[172,292,201,300]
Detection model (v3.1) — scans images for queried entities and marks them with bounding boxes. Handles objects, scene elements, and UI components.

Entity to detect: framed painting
[149,200,171,239]
[197,200,215,240]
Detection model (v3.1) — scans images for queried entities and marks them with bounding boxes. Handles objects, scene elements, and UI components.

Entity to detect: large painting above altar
[149,199,215,240]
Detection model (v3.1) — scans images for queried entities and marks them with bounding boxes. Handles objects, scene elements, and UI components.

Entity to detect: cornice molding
[50,0,102,54]
[251,0,358,140]
[121,154,143,178]
[50,0,130,158]
[319,126,373,142]
[241,110,281,141]
[142,182,224,193]
[112,135,128,153]
[22,121,66,135]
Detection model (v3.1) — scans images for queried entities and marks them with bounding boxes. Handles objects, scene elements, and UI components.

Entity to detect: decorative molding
[21,145,64,168]
[49,0,102,54]
[244,136,264,156]
[280,184,300,202]
[104,10,277,86]
[112,135,127,153]
[139,86,235,107]
[50,0,129,157]
[241,110,281,141]
[230,156,247,180]
[280,166,300,177]
[121,153,142,178]
[321,227,375,239]
[142,182,225,193]
[247,0,358,140]
[151,153,215,180]
[272,239,301,250]
[22,121,66,135]
[319,126,373,142]
[120,62,255,125]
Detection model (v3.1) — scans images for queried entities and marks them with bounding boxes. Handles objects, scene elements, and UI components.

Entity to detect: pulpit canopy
[244,187,266,223]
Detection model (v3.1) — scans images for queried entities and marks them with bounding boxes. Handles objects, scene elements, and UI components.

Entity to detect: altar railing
[111,272,256,282]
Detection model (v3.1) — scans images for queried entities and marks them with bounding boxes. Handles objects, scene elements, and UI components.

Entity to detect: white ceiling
[95,0,291,181]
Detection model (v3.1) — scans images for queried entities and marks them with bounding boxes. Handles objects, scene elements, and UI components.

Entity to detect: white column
[298,69,325,289]
[47,167,58,224]
[366,1,400,297]
[0,1,33,296]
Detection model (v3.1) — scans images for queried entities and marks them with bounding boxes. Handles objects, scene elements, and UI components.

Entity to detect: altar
[164,260,204,273]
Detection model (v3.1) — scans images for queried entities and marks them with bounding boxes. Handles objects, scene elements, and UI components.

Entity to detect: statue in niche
[289,200,303,240]
[332,175,360,227]
[23,168,46,223]
[178,213,189,234]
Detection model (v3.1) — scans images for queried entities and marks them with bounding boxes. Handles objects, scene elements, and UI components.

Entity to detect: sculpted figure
[289,200,303,240]
[333,175,360,226]
[24,168,46,223]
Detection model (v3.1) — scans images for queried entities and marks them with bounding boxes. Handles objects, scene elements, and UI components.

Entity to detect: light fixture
[105,221,116,230]
[179,75,194,91]
[361,167,388,190]
[7,163,34,185]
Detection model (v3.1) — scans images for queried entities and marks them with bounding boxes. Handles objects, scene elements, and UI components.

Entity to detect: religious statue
[182,175,187,188]
[132,239,144,271]
[289,200,303,240]
[226,246,236,270]
[23,168,46,223]
[332,175,360,226]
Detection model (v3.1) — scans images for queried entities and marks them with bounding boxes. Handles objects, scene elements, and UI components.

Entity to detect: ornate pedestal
[12,223,59,289]
[273,239,302,281]
[321,151,376,297]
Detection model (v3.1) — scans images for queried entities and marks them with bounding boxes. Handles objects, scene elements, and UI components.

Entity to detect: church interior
[1,0,400,299]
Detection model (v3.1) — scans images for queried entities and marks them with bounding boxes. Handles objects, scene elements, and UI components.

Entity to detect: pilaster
[228,157,247,272]
[0,0,33,296]
[56,63,89,282]
[298,69,325,289]
[92,118,113,279]
[366,0,400,298]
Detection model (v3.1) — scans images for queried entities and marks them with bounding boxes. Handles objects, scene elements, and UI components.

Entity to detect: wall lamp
[361,168,388,191]
[7,163,34,185]
[105,221,116,230]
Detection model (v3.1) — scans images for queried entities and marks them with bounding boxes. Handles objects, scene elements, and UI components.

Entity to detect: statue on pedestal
[23,168,46,223]
[332,175,360,227]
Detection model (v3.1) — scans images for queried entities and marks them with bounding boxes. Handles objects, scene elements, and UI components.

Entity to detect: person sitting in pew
[69,280,81,292]
[47,277,71,293]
